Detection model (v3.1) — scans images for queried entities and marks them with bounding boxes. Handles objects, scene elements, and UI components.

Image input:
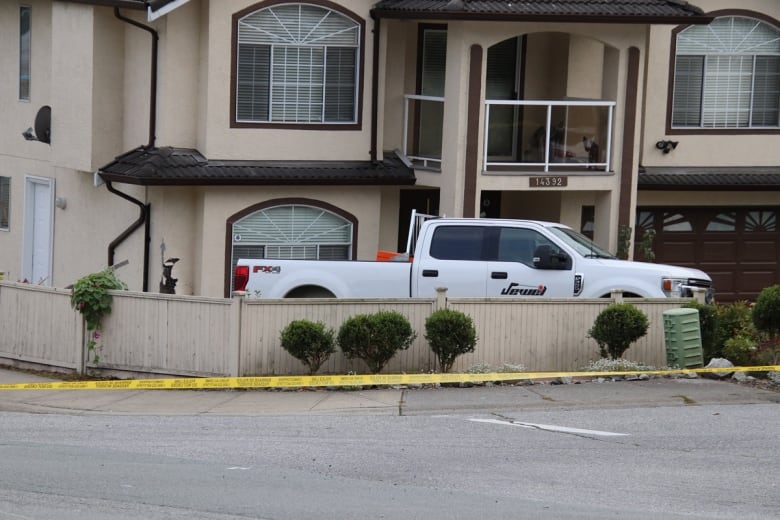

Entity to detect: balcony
[401,96,616,174]
[483,100,615,174]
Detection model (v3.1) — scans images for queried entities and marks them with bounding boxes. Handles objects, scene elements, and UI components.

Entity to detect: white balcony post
[483,102,491,171]
[606,105,614,172]
[544,104,553,172]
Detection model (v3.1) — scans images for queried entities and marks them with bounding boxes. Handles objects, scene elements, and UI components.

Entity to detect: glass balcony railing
[483,99,615,173]
[403,94,444,169]
[401,96,615,174]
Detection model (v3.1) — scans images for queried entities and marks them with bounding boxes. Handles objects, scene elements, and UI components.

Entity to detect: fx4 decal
[500,282,547,296]
[252,266,281,274]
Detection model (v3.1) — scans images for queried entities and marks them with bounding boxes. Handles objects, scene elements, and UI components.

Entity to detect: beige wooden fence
[0,281,691,377]
[0,283,82,370]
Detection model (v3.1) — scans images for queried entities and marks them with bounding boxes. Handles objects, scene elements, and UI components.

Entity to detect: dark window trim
[665,9,780,135]
[224,197,358,296]
[229,0,365,131]
[415,23,448,96]
[619,47,640,229]
[412,23,447,161]
[464,44,482,218]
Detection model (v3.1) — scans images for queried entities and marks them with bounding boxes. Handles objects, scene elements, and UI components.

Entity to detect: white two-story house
[0,0,777,300]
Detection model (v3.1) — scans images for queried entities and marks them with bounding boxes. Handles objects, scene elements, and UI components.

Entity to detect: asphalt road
[1,397,778,519]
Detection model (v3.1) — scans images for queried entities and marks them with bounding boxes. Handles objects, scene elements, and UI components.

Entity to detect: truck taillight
[233,265,249,292]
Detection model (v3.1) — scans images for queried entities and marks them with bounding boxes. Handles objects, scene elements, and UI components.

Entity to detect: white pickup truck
[233,216,714,301]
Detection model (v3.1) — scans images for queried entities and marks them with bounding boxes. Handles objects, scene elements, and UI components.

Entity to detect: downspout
[114,7,158,148]
[369,13,380,163]
[106,181,151,292]
[105,8,159,291]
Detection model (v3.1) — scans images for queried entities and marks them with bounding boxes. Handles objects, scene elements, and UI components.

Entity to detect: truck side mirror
[533,245,571,270]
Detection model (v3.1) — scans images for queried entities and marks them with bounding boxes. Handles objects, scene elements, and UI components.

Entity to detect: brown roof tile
[98,147,416,187]
[371,0,711,23]
[639,166,780,190]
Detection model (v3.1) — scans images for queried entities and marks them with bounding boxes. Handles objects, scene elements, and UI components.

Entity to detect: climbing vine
[70,268,127,363]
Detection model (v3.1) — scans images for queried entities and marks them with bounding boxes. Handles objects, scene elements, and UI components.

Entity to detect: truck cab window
[497,227,559,267]
[429,226,485,260]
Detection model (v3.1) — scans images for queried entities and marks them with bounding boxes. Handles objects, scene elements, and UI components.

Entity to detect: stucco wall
[192,186,388,296]
[195,0,375,161]
[641,0,780,168]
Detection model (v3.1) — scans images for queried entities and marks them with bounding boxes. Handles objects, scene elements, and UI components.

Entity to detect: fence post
[435,287,448,310]
[692,288,707,304]
[231,291,246,377]
[611,289,624,303]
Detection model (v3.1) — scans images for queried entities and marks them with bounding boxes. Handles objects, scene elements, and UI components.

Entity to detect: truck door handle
[491,272,508,279]
[422,269,438,277]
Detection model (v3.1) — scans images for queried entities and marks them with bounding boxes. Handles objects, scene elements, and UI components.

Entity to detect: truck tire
[600,292,642,298]
[284,285,336,298]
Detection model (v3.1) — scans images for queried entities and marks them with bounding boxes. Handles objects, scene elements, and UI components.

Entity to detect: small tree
[279,320,335,374]
[588,303,649,359]
[70,268,128,363]
[338,311,416,373]
[752,285,780,364]
[425,309,477,373]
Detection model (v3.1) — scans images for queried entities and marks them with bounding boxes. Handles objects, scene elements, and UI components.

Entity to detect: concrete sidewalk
[0,367,778,416]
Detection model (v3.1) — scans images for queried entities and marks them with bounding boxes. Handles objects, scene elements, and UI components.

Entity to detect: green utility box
[663,308,704,368]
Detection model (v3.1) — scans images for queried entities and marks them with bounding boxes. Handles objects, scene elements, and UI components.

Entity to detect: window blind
[421,29,447,97]
[0,177,10,229]
[673,16,779,129]
[236,4,359,123]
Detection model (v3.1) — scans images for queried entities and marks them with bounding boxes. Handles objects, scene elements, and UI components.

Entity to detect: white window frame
[22,176,54,286]
[235,3,360,125]
[672,16,780,129]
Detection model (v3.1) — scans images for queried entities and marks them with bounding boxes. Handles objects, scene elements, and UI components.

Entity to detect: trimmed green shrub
[722,334,757,367]
[424,309,478,373]
[338,311,416,373]
[279,320,335,374]
[588,303,649,359]
[683,301,719,361]
[752,285,780,364]
[715,301,755,355]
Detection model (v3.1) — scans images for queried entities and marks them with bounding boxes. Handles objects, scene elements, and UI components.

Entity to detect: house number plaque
[530,176,568,187]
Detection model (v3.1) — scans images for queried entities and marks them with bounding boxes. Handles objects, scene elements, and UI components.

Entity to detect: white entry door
[23,176,54,285]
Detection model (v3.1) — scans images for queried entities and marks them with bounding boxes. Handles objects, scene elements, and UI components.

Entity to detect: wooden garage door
[636,208,780,302]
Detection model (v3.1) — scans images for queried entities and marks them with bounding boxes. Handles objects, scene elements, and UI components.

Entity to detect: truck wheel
[285,285,336,298]
[600,292,642,298]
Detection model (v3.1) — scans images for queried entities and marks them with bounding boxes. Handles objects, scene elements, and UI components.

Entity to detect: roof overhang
[98,147,417,187]
[55,0,191,21]
[54,0,145,11]
[370,0,714,24]
[639,166,780,191]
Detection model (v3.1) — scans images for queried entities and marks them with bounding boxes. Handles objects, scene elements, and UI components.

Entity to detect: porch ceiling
[639,166,780,191]
[98,147,416,187]
[371,0,712,24]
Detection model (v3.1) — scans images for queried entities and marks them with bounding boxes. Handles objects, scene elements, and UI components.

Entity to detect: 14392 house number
[530,176,568,187]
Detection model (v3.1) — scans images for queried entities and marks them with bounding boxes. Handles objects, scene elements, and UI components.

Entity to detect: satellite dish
[34,105,51,144]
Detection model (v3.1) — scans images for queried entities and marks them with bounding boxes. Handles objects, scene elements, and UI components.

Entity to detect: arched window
[672,16,779,128]
[234,3,360,124]
[232,204,352,271]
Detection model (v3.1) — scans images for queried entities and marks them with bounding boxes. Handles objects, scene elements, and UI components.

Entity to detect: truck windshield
[547,226,615,259]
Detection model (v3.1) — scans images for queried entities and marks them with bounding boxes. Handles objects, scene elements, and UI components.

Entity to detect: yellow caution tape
[0,366,777,391]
